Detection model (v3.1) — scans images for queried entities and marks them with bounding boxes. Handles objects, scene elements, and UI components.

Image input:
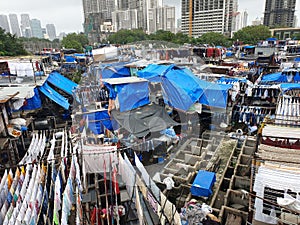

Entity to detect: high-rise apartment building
[181,0,238,37]
[46,24,57,40]
[112,0,175,34]
[263,0,296,28]
[30,19,43,39]
[8,14,21,37]
[0,15,10,33]
[82,0,115,43]
[232,10,248,34]
[21,14,31,37]
[148,6,176,33]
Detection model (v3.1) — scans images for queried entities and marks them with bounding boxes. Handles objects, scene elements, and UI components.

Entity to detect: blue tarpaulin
[20,88,42,111]
[116,82,150,112]
[97,62,131,79]
[46,72,78,95]
[295,58,300,62]
[161,67,232,110]
[39,82,70,110]
[199,83,232,108]
[85,110,113,134]
[190,170,216,197]
[162,68,205,111]
[267,37,277,41]
[103,77,150,112]
[261,71,300,83]
[137,64,172,82]
[102,67,130,79]
[65,55,76,63]
[280,83,300,93]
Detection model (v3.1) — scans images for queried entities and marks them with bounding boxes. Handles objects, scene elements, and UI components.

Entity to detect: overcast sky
[0,0,299,34]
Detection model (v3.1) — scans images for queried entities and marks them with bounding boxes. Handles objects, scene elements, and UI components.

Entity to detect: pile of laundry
[180,200,221,225]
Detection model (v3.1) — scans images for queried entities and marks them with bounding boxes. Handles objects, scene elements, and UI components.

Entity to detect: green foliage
[292,32,300,40]
[196,32,232,47]
[108,29,147,44]
[61,33,89,52]
[0,28,27,56]
[20,37,51,42]
[173,32,190,44]
[150,30,176,42]
[233,25,271,45]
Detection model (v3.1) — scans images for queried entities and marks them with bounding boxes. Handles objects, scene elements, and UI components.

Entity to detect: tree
[196,32,231,47]
[233,25,271,45]
[108,29,147,44]
[150,30,175,42]
[0,28,27,56]
[173,32,190,44]
[61,33,89,52]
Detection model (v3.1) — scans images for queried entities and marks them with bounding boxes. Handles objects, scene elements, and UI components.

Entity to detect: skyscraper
[112,0,175,34]
[46,24,57,40]
[82,0,115,43]
[232,10,248,33]
[263,0,296,28]
[30,19,43,39]
[21,14,31,37]
[0,15,10,33]
[9,14,21,37]
[181,0,238,37]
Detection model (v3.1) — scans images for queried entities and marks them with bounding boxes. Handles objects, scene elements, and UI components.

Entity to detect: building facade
[231,10,248,35]
[112,0,175,34]
[82,0,115,43]
[20,14,31,37]
[0,15,10,33]
[263,0,296,28]
[30,19,43,39]
[46,24,57,40]
[181,0,238,37]
[8,14,21,37]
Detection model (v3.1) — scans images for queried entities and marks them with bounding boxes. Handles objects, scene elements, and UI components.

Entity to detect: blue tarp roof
[161,67,232,110]
[101,66,131,79]
[267,37,277,41]
[162,68,205,111]
[65,55,77,63]
[104,78,150,112]
[20,88,42,111]
[261,71,300,83]
[280,83,300,93]
[199,83,232,108]
[46,72,78,95]
[295,58,300,62]
[84,110,113,134]
[191,170,216,197]
[115,82,150,112]
[137,64,172,82]
[39,82,70,110]
[96,62,131,79]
